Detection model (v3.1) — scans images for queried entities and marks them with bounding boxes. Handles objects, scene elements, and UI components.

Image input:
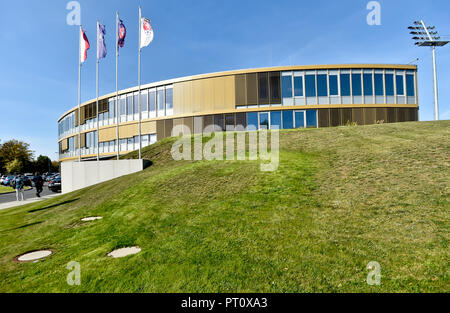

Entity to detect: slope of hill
[0,121,448,292]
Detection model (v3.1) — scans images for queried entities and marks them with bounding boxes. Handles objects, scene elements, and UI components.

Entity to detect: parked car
[0,175,6,185]
[22,176,33,187]
[48,176,61,193]
[3,176,15,187]
[45,174,58,182]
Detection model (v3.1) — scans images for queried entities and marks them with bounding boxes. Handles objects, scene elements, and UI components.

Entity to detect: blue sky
[1,0,449,159]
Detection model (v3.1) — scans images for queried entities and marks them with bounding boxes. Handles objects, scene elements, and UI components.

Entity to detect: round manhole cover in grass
[107,247,141,258]
[16,250,53,262]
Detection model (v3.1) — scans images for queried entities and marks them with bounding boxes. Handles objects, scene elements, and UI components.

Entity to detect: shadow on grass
[0,221,43,233]
[28,198,79,213]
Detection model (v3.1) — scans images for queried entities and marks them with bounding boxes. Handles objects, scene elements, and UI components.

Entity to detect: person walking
[33,172,44,197]
[15,174,25,201]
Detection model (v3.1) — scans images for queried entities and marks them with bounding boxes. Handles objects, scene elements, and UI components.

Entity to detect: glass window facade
[59,66,418,160]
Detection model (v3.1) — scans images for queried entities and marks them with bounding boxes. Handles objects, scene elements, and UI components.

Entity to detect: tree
[0,140,34,173]
[35,155,52,173]
[6,159,23,174]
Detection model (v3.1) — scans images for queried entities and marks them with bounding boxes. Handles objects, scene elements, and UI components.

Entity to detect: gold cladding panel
[224,75,236,110]
[119,124,139,139]
[61,139,68,151]
[213,77,225,110]
[99,127,117,142]
[141,121,156,134]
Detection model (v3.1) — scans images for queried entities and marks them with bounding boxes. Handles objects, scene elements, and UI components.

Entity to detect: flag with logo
[140,18,154,49]
[80,28,90,63]
[97,23,107,60]
[118,19,127,48]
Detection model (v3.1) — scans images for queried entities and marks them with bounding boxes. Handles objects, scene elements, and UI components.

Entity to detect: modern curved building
[58,64,419,162]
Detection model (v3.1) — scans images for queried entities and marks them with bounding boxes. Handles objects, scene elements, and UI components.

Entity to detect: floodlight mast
[419,21,439,120]
[410,20,449,121]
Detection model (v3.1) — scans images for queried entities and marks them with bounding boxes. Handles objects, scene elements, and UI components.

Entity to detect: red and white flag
[80,28,90,63]
[140,18,154,49]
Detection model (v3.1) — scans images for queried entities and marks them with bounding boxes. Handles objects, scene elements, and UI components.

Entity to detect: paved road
[0,184,58,204]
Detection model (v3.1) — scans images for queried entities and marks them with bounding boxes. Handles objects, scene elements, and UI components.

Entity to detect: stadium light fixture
[409,20,449,120]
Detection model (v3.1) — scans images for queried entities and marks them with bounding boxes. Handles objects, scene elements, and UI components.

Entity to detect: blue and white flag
[97,23,107,60]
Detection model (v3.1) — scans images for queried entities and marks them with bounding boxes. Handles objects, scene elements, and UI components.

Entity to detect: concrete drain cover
[107,247,141,258]
[81,216,103,222]
[16,250,53,262]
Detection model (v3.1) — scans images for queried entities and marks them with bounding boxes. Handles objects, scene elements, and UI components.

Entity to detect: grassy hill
[0,121,448,293]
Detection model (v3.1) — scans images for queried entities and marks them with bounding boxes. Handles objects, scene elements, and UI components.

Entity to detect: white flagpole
[115,12,120,160]
[78,25,82,162]
[138,6,142,160]
[96,20,100,162]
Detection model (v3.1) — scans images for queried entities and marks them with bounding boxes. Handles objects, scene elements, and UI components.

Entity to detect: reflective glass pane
[396,75,404,95]
[363,74,373,96]
[317,74,328,97]
[134,95,139,114]
[259,112,269,129]
[406,75,415,97]
[258,73,269,103]
[127,95,133,115]
[120,98,126,115]
[385,74,394,96]
[141,93,148,112]
[305,75,316,97]
[166,88,173,110]
[149,91,156,112]
[294,111,305,128]
[374,74,384,96]
[329,75,338,96]
[247,112,258,130]
[282,110,293,129]
[270,111,282,129]
[157,90,165,111]
[269,72,281,103]
[281,75,293,98]
[352,74,362,96]
[340,74,350,96]
[294,76,303,97]
[306,110,317,128]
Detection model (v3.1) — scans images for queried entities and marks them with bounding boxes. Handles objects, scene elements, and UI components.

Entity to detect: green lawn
[0,121,448,292]
[0,186,31,194]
